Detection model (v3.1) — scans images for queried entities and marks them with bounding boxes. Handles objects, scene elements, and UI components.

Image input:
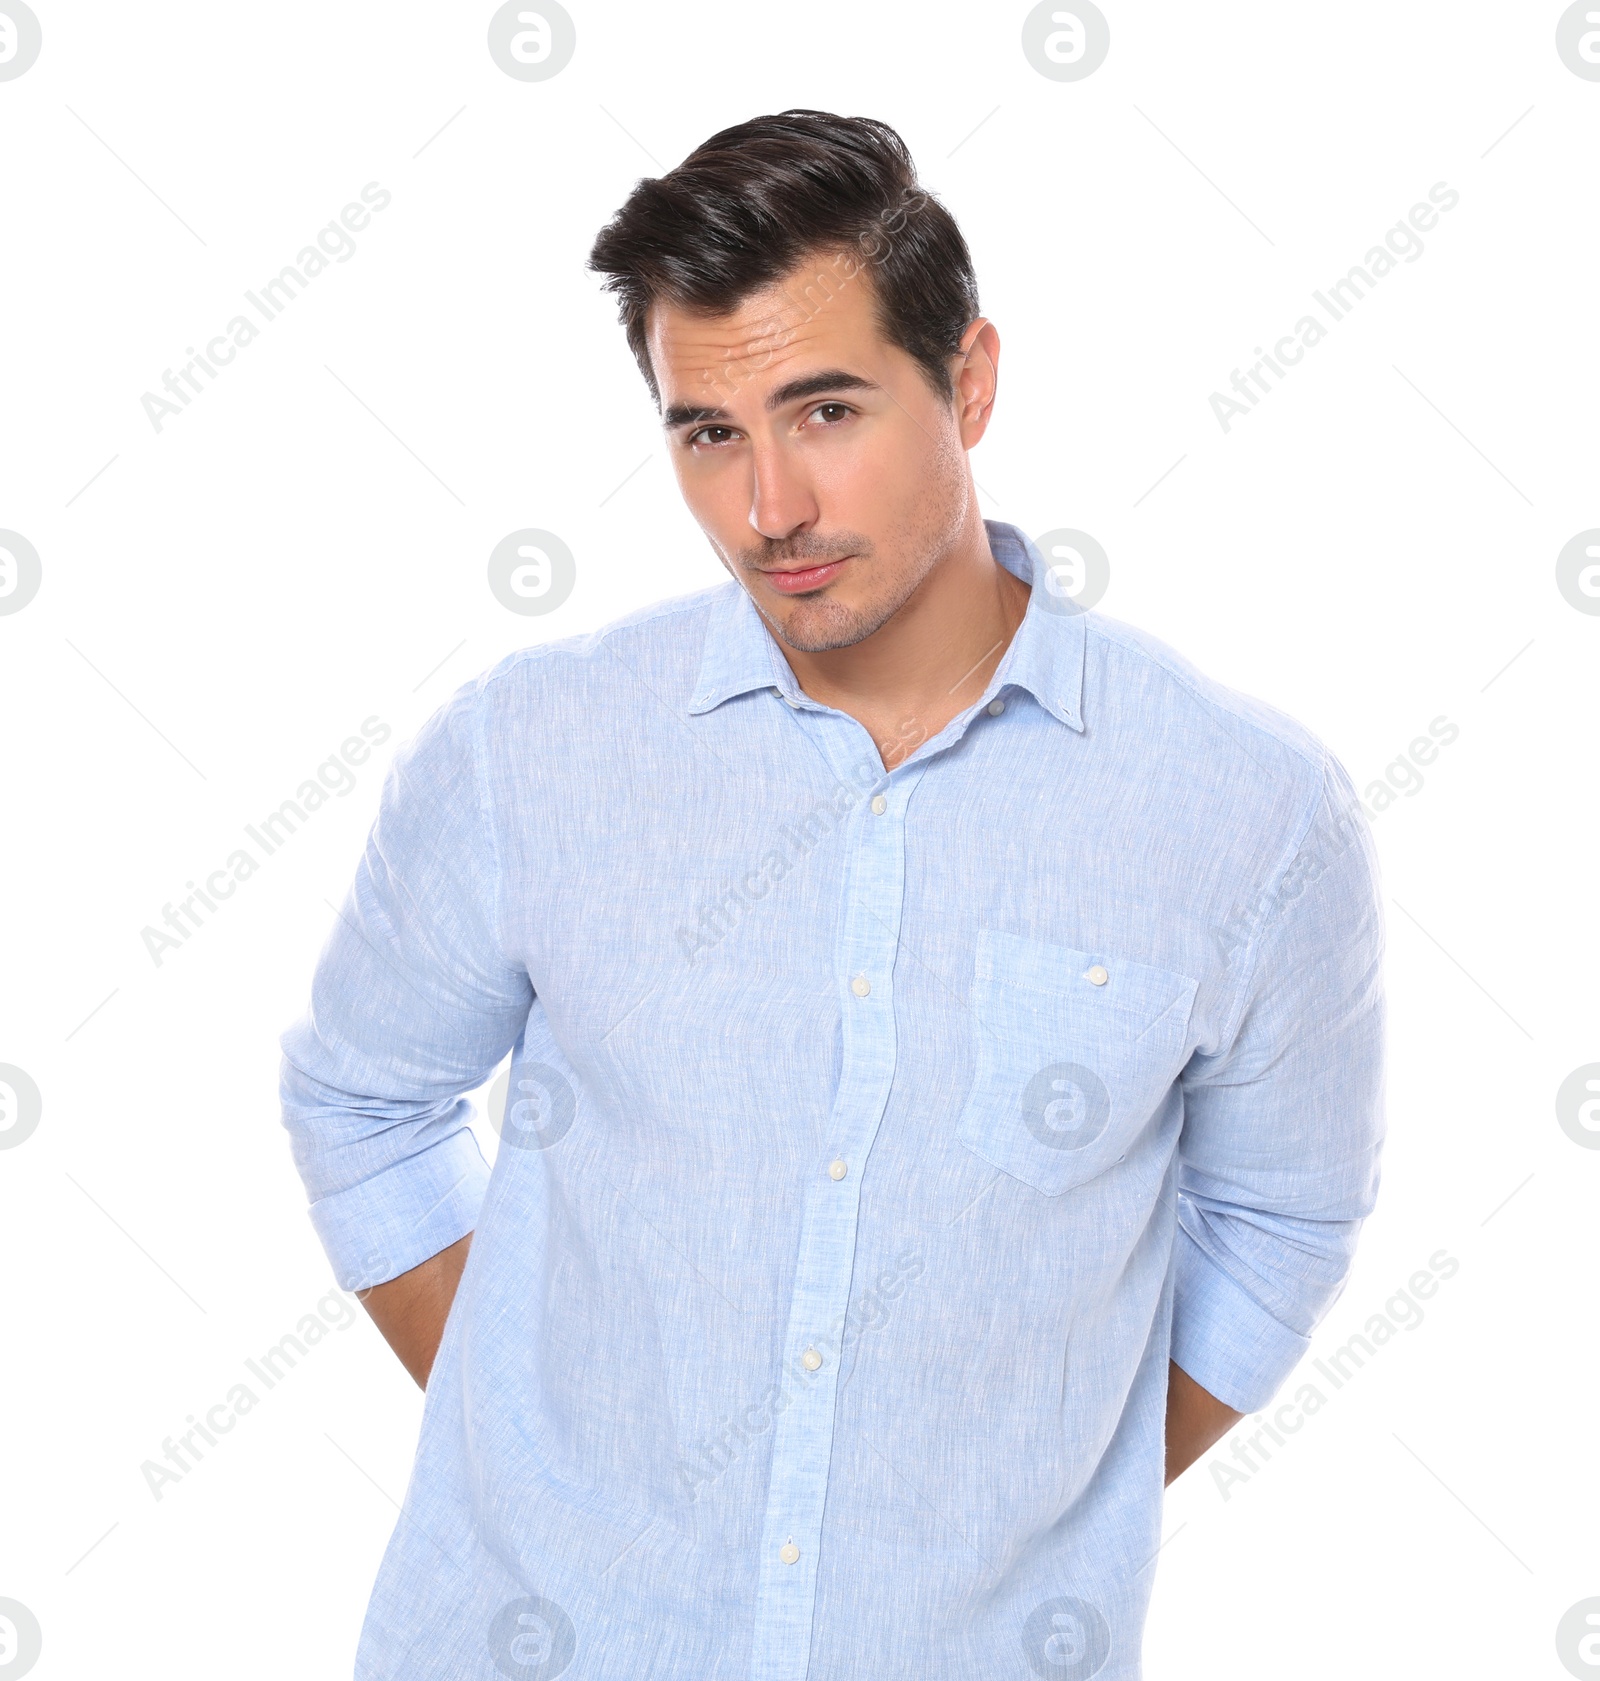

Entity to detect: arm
[357,1232,474,1388]
[279,683,532,1335]
[1164,1360,1243,1485]
[1170,753,1386,1425]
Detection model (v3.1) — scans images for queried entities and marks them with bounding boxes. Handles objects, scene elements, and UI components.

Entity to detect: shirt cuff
[307,1129,491,1292]
[1169,1225,1313,1413]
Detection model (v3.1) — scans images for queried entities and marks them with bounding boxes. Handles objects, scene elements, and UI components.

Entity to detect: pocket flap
[955,929,1198,1197]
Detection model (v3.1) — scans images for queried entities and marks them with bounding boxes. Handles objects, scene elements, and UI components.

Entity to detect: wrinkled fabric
[280,521,1386,1680]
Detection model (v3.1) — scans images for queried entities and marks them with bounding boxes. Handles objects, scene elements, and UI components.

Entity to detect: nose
[747,437,819,543]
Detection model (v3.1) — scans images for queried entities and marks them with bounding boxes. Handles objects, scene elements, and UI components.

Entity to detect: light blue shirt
[280,520,1385,1680]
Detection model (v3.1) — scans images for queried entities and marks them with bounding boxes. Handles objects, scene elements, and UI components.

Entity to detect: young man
[281,110,1385,1680]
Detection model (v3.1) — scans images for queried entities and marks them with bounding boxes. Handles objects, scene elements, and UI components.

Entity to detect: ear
[953,317,1000,448]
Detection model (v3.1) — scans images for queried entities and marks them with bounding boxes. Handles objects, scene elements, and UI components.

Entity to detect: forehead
[646,253,890,406]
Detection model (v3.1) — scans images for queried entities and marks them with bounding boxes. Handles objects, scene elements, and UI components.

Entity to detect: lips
[761,557,849,594]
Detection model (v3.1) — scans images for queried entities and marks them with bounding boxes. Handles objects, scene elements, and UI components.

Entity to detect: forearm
[1163,1359,1243,1485]
[356,1232,473,1388]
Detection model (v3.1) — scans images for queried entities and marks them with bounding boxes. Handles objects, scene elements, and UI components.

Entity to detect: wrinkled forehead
[645,255,885,407]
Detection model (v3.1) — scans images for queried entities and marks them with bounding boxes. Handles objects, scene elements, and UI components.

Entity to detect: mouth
[759,556,852,595]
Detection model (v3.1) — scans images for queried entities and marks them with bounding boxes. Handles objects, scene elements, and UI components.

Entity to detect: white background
[1,3,1596,1677]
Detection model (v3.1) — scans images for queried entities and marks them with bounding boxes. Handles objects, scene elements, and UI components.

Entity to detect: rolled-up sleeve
[278,679,533,1292]
[1171,750,1387,1413]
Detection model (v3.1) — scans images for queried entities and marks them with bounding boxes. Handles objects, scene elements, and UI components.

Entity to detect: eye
[687,424,740,448]
[806,401,854,426]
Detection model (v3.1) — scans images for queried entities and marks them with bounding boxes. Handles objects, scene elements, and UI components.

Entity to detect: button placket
[747,742,922,1681]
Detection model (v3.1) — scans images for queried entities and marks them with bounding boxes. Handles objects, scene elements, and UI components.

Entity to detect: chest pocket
[954,929,1198,1197]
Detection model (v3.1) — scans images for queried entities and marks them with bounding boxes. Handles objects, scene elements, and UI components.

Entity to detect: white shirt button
[801,1348,822,1371]
[987,698,1005,716]
[783,693,801,709]
[1086,964,1109,986]
[850,974,871,998]
[871,794,887,815]
[828,1158,848,1180]
[780,1541,800,1565]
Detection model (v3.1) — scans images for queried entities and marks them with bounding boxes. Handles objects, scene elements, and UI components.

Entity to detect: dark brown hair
[587,109,980,405]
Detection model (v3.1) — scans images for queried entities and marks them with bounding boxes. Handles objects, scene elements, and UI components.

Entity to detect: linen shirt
[279,519,1386,1680]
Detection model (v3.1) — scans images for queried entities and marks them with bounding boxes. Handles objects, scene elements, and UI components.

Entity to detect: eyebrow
[661,370,881,430]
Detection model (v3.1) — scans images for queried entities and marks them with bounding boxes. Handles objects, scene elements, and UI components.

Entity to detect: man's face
[647,252,990,653]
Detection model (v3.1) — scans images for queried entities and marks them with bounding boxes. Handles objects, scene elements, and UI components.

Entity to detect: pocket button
[955,931,1198,1198]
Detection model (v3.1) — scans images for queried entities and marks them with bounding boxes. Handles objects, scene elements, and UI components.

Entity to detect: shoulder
[473,583,728,701]
[392,584,728,781]
[1086,610,1337,780]
[1080,609,1364,861]
[408,583,734,751]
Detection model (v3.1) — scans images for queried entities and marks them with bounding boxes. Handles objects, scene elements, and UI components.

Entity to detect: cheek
[814,417,935,510]
[673,450,746,525]
[855,423,961,533]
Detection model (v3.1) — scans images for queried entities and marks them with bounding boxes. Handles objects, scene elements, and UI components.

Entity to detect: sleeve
[277,679,534,1291]
[1170,749,1387,1413]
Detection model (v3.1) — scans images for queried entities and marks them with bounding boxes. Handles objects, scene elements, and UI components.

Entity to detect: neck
[777,507,1032,768]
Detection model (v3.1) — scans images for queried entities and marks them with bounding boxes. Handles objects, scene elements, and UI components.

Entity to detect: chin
[771,594,893,654]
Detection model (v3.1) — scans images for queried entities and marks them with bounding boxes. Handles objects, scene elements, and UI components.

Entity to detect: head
[588,110,999,653]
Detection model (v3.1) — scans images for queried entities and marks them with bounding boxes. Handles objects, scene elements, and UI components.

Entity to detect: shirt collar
[687,519,1086,733]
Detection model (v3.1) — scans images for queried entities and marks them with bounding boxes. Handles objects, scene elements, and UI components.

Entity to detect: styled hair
[586,109,980,405]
